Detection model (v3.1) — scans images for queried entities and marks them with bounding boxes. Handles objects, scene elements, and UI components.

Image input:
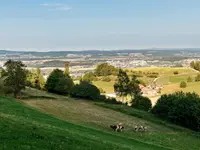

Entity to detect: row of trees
[0,60,102,100]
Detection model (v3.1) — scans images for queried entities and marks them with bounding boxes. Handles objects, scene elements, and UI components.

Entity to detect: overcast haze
[1,0,200,51]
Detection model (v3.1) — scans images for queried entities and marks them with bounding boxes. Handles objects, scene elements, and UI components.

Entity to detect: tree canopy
[26,68,45,90]
[45,69,74,95]
[3,60,27,97]
[70,81,100,100]
[152,92,200,131]
[95,63,118,76]
[114,69,130,98]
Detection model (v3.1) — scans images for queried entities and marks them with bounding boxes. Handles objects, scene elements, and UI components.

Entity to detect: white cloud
[40,3,72,11]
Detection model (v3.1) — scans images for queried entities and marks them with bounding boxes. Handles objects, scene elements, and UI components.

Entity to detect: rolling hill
[1,88,200,149]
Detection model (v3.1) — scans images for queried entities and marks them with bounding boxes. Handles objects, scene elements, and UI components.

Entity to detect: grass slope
[20,88,200,150]
[0,96,169,150]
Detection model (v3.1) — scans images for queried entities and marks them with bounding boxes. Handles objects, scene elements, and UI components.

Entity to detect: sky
[1,0,200,51]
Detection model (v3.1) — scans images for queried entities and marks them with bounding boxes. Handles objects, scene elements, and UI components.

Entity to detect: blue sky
[1,0,200,51]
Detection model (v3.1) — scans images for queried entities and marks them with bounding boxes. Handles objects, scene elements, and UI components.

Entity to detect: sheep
[110,123,124,132]
[134,125,147,132]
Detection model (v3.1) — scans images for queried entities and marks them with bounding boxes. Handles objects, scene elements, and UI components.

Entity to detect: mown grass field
[1,95,171,150]
[8,88,200,150]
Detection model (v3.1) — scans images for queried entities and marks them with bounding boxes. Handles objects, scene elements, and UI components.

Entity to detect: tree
[45,69,73,95]
[114,69,130,101]
[26,68,45,90]
[152,92,200,131]
[64,62,70,77]
[54,77,74,95]
[70,81,100,100]
[180,81,187,88]
[95,63,118,76]
[36,68,45,89]
[187,76,193,82]
[128,75,142,98]
[3,60,27,97]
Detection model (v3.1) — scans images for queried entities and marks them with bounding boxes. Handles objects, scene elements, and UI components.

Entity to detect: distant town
[0,49,200,79]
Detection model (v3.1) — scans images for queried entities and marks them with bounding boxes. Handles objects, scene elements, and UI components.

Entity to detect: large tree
[114,70,142,102]
[70,81,100,100]
[45,69,74,95]
[128,75,142,98]
[114,69,130,101]
[3,60,27,97]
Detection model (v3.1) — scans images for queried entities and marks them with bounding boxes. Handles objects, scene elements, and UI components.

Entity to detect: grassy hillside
[17,88,200,150]
[1,95,171,150]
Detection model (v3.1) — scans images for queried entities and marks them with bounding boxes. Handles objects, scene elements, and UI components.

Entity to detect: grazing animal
[134,125,147,132]
[110,123,124,132]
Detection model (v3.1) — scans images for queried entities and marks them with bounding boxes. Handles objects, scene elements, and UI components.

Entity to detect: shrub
[102,76,111,82]
[180,81,187,88]
[131,95,152,111]
[173,71,179,75]
[195,74,200,82]
[187,76,193,82]
[45,69,74,95]
[152,92,200,131]
[54,77,74,95]
[70,81,100,100]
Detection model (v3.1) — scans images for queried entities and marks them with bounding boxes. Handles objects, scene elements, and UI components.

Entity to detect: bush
[45,69,74,95]
[173,71,179,75]
[152,92,200,131]
[187,76,193,82]
[102,76,111,82]
[180,81,187,88]
[131,95,152,111]
[195,74,200,82]
[54,77,74,95]
[70,81,100,100]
